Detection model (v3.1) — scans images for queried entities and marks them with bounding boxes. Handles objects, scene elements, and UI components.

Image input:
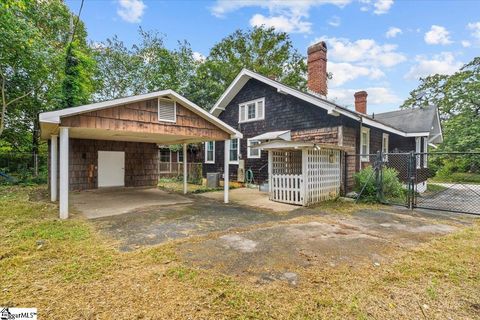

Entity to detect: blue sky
[66,0,480,113]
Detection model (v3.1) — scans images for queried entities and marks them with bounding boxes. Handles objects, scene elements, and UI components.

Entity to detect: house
[203,41,442,205]
[39,90,242,219]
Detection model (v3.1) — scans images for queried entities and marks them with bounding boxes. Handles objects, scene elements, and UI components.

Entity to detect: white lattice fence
[304,148,341,205]
[271,174,303,205]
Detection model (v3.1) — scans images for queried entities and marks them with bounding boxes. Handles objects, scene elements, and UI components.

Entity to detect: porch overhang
[254,140,346,151]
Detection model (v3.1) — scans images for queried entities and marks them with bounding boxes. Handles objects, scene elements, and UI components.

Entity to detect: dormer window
[158,98,176,122]
[239,98,265,123]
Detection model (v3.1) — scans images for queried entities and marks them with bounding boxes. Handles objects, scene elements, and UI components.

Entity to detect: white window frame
[239,97,265,123]
[382,133,389,161]
[177,149,184,163]
[415,137,421,169]
[423,137,428,168]
[247,139,261,159]
[204,141,215,164]
[229,138,240,164]
[158,98,177,123]
[360,126,370,162]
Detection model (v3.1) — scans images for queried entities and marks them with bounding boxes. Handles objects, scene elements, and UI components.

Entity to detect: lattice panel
[304,148,341,205]
[272,151,302,175]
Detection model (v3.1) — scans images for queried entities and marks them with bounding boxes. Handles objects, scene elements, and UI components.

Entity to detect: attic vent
[158,98,176,122]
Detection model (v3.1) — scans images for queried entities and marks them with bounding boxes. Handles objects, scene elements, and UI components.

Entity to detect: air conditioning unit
[237,160,245,182]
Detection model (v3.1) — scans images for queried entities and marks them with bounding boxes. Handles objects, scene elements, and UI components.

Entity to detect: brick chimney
[307,41,327,96]
[354,91,368,114]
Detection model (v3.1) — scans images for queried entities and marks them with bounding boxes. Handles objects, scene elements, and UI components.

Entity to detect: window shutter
[257,100,264,119]
[239,105,246,122]
[158,98,176,122]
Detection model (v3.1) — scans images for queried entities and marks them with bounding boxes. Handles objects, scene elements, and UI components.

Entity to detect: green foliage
[187,26,307,109]
[402,57,480,159]
[354,166,404,202]
[61,41,96,108]
[92,29,197,101]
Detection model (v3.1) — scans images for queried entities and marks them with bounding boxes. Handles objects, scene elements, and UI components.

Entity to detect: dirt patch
[178,209,464,281]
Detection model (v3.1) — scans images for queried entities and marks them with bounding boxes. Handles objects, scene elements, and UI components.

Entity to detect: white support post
[50,135,58,202]
[224,139,230,203]
[59,127,69,219]
[301,148,308,206]
[183,143,188,194]
[268,150,273,194]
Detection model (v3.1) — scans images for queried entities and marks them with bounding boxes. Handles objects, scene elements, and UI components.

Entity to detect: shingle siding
[203,78,419,187]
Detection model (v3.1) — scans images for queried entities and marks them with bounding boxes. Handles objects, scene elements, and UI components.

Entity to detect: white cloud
[328,62,384,86]
[461,40,472,48]
[373,0,394,14]
[328,15,341,27]
[385,27,402,38]
[329,87,401,106]
[117,0,146,23]
[192,52,206,62]
[250,13,311,33]
[315,36,406,67]
[211,0,351,33]
[405,52,463,80]
[424,25,452,45]
[467,21,480,39]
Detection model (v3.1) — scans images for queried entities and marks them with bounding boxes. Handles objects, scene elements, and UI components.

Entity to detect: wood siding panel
[61,99,229,141]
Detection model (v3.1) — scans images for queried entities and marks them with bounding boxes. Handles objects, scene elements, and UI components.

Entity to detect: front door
[98,151,125,187]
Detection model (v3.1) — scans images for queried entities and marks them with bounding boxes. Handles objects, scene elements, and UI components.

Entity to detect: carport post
[183,143,187,194]
[224,139,230,203]
[50,134,58,202]
[59,127,69,219]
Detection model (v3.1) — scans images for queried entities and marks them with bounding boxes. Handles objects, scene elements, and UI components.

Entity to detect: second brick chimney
[307,41,328,96]
[354,91,368,114]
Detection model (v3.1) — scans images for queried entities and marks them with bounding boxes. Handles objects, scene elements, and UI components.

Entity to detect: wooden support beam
[50,135,58,202]
[183,143,187,194]
[224,140,230,203]
[59,127,69,219]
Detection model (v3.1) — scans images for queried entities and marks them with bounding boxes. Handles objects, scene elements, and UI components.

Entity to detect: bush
[354,166,404,202]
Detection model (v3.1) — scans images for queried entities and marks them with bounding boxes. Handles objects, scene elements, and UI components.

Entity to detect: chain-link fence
[345,151,480,215]
[0,152,48,184]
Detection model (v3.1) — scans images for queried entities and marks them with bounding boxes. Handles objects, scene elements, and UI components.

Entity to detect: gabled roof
[40,89,242,139]
[210,68,438,138]
[375,105,443,143]
[375,105,436,132]
[251,130,291,141]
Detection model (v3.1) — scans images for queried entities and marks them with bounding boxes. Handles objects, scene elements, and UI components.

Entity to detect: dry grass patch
[0,186,478,319]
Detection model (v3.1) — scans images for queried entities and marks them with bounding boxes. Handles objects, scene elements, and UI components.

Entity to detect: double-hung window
[229,139,240,164]
[360,127,370,162]
[423,137,428,168]
[177,149,184,163]
[239,98,265,123]
[415,137,421,168]
[247,139,261,158]
[382,133,389,161]
[205,141,215,164]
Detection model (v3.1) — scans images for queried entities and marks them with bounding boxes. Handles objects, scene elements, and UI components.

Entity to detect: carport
[39,90,242,219]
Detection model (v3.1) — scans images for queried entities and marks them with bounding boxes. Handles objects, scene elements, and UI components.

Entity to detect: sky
[65,0,480,114]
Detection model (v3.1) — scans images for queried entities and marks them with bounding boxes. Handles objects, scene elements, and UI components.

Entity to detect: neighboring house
[203,41,442,203]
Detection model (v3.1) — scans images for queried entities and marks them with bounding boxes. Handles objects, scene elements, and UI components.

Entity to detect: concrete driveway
[72,187,192,219]
[417,183,480,215]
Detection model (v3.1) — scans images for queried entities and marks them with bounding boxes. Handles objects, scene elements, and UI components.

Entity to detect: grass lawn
[430,172,480,184]
[1,186,479,319]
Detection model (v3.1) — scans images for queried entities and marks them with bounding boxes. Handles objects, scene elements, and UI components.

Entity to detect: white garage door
[98,151,125,187]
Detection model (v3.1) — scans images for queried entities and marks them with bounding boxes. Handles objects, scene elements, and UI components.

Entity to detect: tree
[402,57,480,172]
[0,0,92,158]
[187,26,307,109]
[92,29,197,101]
